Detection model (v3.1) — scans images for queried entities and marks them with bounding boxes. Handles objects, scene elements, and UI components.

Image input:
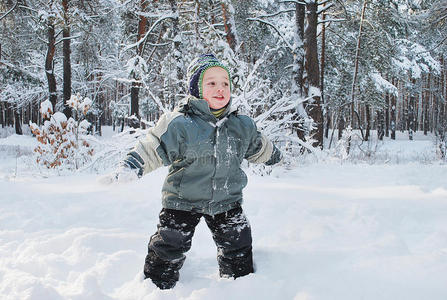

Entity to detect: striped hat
[186,54,231,99]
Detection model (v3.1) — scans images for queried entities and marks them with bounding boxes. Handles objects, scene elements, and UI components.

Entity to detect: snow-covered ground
[1,128,447,300]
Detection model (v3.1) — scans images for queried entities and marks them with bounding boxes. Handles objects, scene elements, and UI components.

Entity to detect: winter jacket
[125,96,282,215]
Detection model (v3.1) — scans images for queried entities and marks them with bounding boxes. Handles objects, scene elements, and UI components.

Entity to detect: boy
[105,54,281,289]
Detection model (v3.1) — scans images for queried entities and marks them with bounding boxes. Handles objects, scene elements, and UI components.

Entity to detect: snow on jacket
[125,96,282,215]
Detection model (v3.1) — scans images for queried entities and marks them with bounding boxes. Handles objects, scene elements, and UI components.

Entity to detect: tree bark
[377,110,384,140]
[385,76,390,137]
[169,0,183,105]
[14,107,22,135]
[390,78,396,140]
[423,73,430,135]
[350,0,368,130]
[408,78,416,140]
[221,0,238,53]
[365,103,370,141]
[1,102,4,128]
[129,0,148,126]
[304,1,323,148]
[320,3,328,139]
[45,21,57,113]
[338,113,345,140]
[293,2,306,142]
[62,0,72,118]
[130,82,140,126]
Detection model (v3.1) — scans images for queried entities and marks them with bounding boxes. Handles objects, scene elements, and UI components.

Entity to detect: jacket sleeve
[123,111,183,176]
[244,119,282,165]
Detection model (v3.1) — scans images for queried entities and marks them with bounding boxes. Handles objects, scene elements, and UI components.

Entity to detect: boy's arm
[124,111,182,176]
[99,112,182,184]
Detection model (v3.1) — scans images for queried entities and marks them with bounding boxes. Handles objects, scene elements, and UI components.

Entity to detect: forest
[1,0,446,154]
[2,2,447,298]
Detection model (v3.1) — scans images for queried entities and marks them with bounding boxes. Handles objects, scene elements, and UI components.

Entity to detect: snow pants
[143,206,254,289]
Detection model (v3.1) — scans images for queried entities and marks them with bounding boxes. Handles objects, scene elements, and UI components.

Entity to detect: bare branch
[0,0,19,21]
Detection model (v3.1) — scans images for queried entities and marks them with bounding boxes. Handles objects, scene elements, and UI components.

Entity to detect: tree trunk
[440,56,446,138]
[221,0,238,53]
[433,80,439,135]
[62,0,72,118]
[424,73,430,135]
[45,21,57,112]
[408,78,416,140]
[130,82,140,123]
[365,103,370,141]
[14,107,22,135]
[390,78,396,140]
[169,0,184,105]
[320,3,328,139]
[293,2,306,142]
[338,113,345,140]
[304,1,323,148]
[377,110,385,140]
[439,73,446,137]
[5,103,10,127]
[130,0,148,126]
[194,0,201,45]
[1,102,4,128]
[350,0,368,129]
[385,90,390,137]
[325,108,330,139]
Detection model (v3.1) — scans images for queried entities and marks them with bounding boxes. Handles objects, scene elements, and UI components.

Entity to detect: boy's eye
[224,82,229,86]
[207,82,215,86]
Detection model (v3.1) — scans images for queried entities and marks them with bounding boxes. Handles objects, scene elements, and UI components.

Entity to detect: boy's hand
[98,151,145,185]
[97,164,140,185]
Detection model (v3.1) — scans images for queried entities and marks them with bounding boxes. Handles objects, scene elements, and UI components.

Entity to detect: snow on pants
[143,206,254,288]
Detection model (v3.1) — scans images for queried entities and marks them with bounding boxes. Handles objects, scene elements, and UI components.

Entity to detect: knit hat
[186,54,232,99]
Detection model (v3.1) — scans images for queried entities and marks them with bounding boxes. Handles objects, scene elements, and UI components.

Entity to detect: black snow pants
[143,206,254,289]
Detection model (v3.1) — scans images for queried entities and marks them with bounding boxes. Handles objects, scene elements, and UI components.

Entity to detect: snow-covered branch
[416,35,447,54]
[278,0,306,5]
[55,34,82,46]
[317,3,334,14]
[257,9,296,18]
[121,13,177,55]
[318,18,346,24]
[318,0,333,6]
[247,18,294,51]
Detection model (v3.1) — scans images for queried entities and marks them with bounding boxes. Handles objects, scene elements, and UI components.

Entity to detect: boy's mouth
[213,95,225,100]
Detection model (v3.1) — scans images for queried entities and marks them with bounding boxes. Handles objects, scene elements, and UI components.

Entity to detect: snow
[370,72,398,96]
[51,112,68,125]
[1,128,447,299]
[40,100,53,119]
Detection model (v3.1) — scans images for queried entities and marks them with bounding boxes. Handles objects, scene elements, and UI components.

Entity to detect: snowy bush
[436,133,447,162]
[334,126,353,161]
[29,95,95,170]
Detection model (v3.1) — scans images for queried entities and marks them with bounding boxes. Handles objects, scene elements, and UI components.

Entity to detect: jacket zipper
[209,125,219,213]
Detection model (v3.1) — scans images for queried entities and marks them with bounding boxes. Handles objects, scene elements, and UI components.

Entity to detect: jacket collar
[178,96,234,123]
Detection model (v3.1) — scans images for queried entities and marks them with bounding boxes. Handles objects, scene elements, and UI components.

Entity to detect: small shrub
[30,94,95,170]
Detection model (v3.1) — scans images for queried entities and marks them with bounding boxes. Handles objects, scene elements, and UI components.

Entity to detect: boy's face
[202,67,231,109]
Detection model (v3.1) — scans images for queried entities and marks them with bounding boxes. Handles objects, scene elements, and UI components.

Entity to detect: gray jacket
[126,97,281,215]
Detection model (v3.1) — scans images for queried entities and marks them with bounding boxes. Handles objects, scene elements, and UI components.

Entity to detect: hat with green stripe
[187,54,231,99]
